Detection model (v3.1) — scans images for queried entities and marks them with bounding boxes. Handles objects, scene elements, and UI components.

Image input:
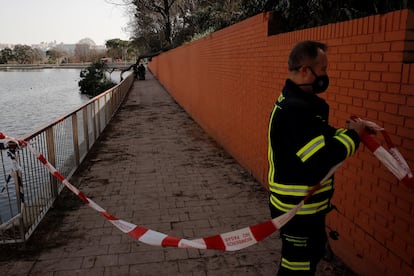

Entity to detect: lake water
[0,68,124,137]
[0,68,125,224]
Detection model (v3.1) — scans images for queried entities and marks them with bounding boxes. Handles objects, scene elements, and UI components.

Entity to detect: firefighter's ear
[301,65,312,76]
[296,65,311,79]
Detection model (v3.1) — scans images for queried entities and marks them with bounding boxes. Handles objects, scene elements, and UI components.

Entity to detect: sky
[0,0,130,46]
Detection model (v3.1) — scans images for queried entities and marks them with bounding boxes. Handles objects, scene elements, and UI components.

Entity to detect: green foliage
[132,0,175,53]
[78,61,117,97]
[105,38,129,49]
[13,45,44,64]
[0,48,13,64]
[105,38,136,60]
[46,48,66,64]
[269,0,412,32]
[189,27,215,42]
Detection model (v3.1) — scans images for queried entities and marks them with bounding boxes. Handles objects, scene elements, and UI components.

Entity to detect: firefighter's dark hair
[288,41,328,71]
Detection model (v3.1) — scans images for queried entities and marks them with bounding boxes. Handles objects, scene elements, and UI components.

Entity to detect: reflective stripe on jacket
[268,79,360,215]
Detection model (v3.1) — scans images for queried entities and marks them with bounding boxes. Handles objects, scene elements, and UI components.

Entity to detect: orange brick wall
[149,10,414,275]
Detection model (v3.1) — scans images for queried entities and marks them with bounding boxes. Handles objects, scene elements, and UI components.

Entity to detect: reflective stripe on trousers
[281,258,311,271]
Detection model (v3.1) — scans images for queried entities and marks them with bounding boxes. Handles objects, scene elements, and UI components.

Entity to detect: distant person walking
[137,63,146,80]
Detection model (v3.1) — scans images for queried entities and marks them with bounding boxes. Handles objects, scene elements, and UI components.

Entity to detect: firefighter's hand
[346,118,368,136]
[346,118,379,136]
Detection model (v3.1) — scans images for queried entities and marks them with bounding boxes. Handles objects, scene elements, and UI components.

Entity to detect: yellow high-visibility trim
[334,133,356,157]
[268,105,278,184]
[296,135,325,162]
[284,236,308,247]
[335,128,346,135]
[281,258,311,271]
[277,93,286,103]
[270,195,329,215]
[269,179,333,197]
[283,234,308,242]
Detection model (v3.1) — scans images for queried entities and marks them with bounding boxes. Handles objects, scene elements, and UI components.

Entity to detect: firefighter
[268,40,370,275]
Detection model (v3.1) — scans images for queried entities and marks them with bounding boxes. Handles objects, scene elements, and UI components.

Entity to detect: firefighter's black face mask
[300,67,329,94]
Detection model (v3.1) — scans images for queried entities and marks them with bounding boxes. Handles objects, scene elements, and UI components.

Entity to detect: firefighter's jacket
[268,79,360,215]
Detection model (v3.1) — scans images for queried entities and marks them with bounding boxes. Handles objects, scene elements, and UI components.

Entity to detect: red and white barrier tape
[350,117,414,189]
[0,132,336,251]
[2,118,411,250]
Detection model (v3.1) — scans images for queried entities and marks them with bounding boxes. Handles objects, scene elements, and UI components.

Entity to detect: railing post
[71,113,80,166]
[45,128,58,198]
[9,147,26,242]
[92,101,98,142]
[114,88,118,111]
[115,87,119,110]
[104,93,109,128]
[111,90,115,117]
[96,99,101,135]
[109,91,114,120]
[83,107,90,150]
[114,88,118,113]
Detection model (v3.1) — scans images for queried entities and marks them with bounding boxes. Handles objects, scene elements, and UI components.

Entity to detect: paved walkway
[0,72,355,275]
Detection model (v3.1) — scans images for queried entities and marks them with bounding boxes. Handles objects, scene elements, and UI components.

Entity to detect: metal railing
[0,73,134,244]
